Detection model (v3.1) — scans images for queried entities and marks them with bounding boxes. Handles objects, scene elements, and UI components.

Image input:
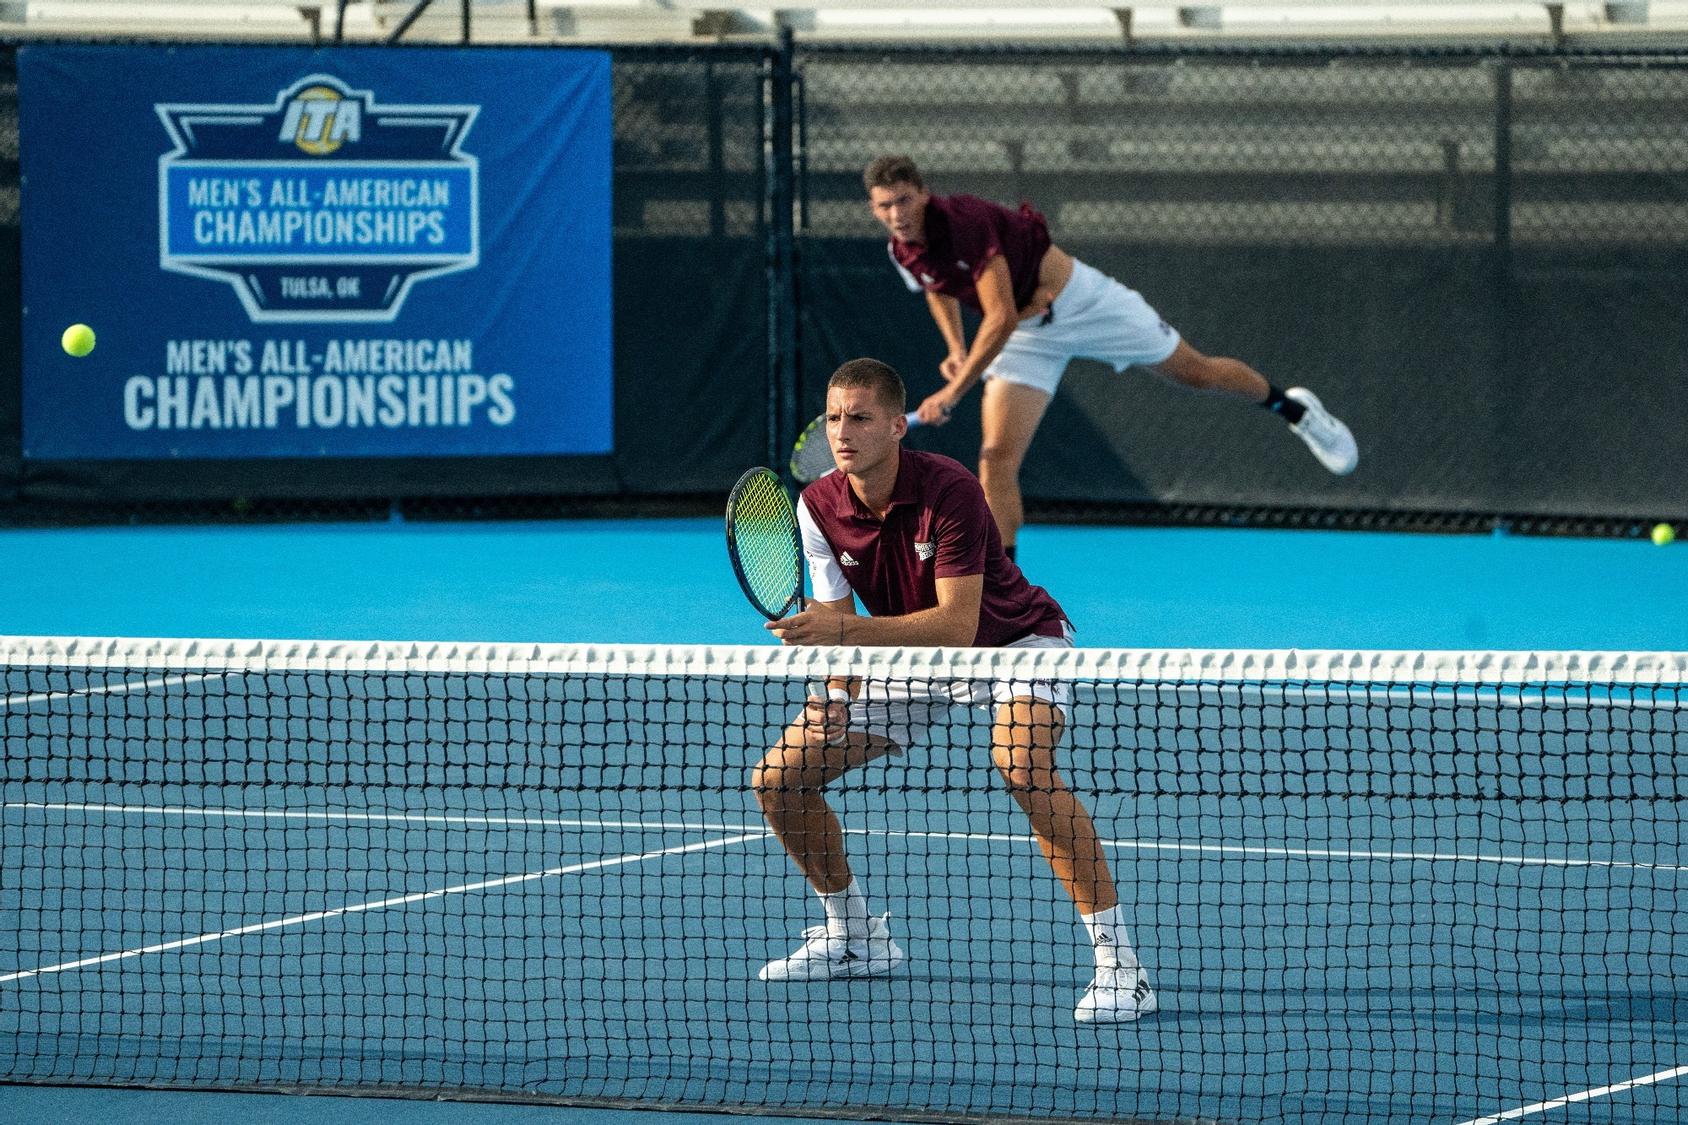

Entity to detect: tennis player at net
[752,356,1154,1024]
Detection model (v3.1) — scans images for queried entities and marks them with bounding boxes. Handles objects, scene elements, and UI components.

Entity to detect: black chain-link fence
[796,47,1688,247]
[795,45,1688,532]
[613,50,766,239]
[1509,59,1688,245]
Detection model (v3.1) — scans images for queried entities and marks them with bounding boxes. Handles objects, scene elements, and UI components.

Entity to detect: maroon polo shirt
[888,193,1052,313]
[798,449,1067,647]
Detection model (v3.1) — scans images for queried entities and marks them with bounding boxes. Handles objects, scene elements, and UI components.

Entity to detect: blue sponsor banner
[20,46,612,458]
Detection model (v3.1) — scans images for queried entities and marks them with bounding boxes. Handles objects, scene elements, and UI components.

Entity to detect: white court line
[844,826,1688,873]
[1452,1064,1688,1125]
[0,829,769,985]
[0,673,230,710]
[8,802,1684,873]
[2,802,768,836]
[1095,837,1688,872]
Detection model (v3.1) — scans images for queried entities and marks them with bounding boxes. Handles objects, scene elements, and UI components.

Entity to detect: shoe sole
[1290,418,1358,476]
[1303,442,1358,476]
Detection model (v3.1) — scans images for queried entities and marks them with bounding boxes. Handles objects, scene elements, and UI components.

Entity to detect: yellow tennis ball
[61,323,95,357]
[1652,522,1676,547]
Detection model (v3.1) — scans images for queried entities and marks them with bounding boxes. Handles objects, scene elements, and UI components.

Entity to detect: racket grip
[904,410,921,430]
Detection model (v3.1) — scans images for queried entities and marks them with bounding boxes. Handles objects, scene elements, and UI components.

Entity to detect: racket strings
[729,470,802,617]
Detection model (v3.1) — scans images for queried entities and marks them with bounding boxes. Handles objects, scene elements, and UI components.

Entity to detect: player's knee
[977,441,1025,479]
[990,747,1040,794]
[994,736,1066,790]
[750,753,797,806]
[752,729,830,802]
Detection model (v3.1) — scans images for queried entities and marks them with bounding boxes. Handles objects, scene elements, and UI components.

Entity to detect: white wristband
[828,687,851,704]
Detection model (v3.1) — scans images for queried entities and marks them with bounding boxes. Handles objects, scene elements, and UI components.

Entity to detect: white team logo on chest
[915,540,935,562]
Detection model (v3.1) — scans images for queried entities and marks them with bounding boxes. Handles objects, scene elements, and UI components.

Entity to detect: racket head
[788,412,836,483]
[725,467,804,620]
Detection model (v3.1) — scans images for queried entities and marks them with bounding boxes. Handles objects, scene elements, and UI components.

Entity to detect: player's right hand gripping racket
[789,410,923,484]
[725,466,804,619]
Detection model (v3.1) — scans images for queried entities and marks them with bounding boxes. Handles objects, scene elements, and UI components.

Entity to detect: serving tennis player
[752,356,1154,1024]
[865,154,1358,561]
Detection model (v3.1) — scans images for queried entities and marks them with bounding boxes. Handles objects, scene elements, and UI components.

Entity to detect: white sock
[1081,904,1140,971]
[818,877,872,940]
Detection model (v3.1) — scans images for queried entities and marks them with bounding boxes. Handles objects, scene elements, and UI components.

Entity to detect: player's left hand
[803,695,851,745]
[766,604,851,646]
[917,388,959,426]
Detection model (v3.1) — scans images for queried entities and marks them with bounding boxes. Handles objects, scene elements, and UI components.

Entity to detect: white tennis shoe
[758,913,906,981]
[1286,387,1358,476]
[1074,965,1158,1024]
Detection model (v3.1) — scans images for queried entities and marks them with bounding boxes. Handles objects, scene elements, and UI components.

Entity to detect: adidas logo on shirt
[839,551,859,567]
[915,540,935,561]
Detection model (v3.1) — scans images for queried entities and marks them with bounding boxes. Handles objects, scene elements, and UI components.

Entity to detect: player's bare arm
[767,575,980,648]
[932,280,1063,387]
[917,259,1017,425]
[765,594,856,647]
[925,292,968,383]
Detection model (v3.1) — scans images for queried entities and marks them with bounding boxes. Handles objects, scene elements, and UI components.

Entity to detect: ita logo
[156,74,480,322]
[277,83,363,155]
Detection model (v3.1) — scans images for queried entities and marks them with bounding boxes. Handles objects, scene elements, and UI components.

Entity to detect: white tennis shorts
[843,623,1075,748]
[984,259,1181,395]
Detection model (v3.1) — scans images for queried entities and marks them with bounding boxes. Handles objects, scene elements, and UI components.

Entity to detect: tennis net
[1,636,1684,1125]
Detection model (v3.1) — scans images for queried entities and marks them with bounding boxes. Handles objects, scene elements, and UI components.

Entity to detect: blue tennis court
[0,517,1683,649]
[2,519,1685,1125]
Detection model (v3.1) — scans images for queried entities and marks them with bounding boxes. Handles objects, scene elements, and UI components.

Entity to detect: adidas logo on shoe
[758,914,905,982]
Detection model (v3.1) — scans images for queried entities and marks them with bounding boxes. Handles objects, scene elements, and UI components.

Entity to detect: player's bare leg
[750,713,907,980]
[992,696,1157,1022]
[752,717,899,893]
[978,379,1053,556]
[989,698,1115,913]
[1149,339,1270,402]
[1152,340,1358,474]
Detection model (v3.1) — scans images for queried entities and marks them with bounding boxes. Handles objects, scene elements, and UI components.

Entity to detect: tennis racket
[789,410,923,484]
[725,466,805,620]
